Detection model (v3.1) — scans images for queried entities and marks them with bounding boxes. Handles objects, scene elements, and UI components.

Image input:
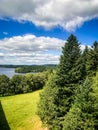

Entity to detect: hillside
[0,90,45,130]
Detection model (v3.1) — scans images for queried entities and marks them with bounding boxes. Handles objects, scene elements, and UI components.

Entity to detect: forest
[38,34,98,130]
[0,34,98,130]
[0,65,56,73]
[0,71,49,96]
[15,65,56,73]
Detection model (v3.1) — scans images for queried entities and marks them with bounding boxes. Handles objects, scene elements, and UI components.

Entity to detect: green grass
[0,90,44,130]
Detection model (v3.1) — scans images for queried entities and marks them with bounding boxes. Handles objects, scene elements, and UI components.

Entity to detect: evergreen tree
[82,46,89,59]
[82,45,89,65]
[87,41,98,76]
[38,72,59,129]
[82,45,89,77]
[38,34,84,130]
[57,34,81,85]
[63,78,98,130]
[92,73,98,129]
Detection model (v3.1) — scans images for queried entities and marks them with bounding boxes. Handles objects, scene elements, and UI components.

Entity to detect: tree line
[0,71,49,96]
[38,34,98,130]
[15,65,56,73]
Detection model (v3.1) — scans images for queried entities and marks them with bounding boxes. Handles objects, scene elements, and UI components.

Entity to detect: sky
[0,0,98,65]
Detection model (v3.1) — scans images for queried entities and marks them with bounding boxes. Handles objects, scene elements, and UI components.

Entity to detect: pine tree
[82,45,89,77]
[63,78,98,130]
[82,45,89,65]
[87,41,98,76]
[38,34,85,130]
[38,71,59,129]
[57,34,81,85]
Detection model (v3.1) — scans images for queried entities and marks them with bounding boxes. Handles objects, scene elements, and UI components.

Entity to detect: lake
[0,67,24,78]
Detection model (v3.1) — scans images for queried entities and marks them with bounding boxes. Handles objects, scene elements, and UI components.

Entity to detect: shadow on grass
[0,101,10,130]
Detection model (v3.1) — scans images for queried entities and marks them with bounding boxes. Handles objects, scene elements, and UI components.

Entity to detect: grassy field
[0,90,45,130]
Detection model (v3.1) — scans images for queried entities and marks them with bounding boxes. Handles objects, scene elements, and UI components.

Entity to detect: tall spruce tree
[87,41,98,76]
[38,34,84,130]
[82,46,89,63]
[82,45,90,77]
[63,78,98,130]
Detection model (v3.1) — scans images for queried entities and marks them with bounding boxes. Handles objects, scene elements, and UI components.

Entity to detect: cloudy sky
[0,0,98,65]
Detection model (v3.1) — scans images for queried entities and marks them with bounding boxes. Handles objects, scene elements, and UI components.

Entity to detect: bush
[0,75,10,96]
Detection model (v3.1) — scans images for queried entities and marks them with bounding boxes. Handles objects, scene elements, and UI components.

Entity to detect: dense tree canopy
[86,41,98,76]
[63,78,98,130]
[38,34,86,130]
[0,75,10,96]
[0,71,49,96]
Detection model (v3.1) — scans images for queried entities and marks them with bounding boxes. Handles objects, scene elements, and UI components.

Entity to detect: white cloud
[0,34,64,65]
[0,34,90,65]
[0,0,98,31]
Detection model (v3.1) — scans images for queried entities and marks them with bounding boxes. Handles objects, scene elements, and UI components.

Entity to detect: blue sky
[0,0,98,65]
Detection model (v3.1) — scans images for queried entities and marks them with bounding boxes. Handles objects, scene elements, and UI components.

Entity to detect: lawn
[0,90,44,130]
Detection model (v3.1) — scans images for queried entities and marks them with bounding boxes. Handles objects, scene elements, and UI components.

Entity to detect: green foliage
[58,35,79,74]
[92,73,98,98]
[15,65,56,73]
[63,106,95,130]
[56,34,83,108]
[0,75,10,96]
[63,78,98,130]
[86,41,98,76]
[82,46,89,76]
[38,36,98,130]
[92,73,98,128]
[38,34,85,130]
[38,72,59,129]
[0,71,49,96]
[57,34,85,86]
[24,73,44,92]
[82,46,89,60]
[10,75,25,94]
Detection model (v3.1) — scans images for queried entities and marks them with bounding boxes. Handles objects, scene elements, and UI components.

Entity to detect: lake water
[0,67,24,78]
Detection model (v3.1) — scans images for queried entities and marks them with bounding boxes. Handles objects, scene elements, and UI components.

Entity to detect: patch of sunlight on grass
[0,90,44,130]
